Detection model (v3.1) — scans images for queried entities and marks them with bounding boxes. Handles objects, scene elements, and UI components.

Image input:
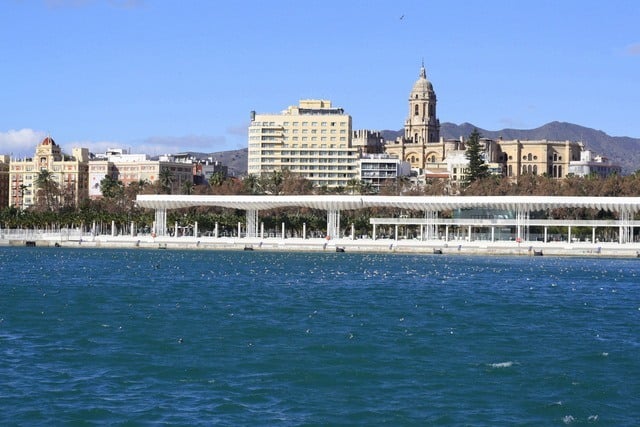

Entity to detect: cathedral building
[385,64,586,182]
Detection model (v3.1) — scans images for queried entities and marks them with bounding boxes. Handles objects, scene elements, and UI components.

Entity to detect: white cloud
[0,129,47,157]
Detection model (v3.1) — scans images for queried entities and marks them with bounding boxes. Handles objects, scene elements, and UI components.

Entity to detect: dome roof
[411,65,434,96]
[40,136,56,146]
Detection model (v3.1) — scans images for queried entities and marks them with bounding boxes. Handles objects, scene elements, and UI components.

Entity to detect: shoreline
[2,235,640,258]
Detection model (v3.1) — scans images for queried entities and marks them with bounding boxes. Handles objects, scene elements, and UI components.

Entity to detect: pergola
[136,195,640,243]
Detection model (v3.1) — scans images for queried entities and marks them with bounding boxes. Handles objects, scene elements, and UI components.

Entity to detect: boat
[433,248,443,254]
[244,245,254,251]
[336,247,345,253]
[533,250,543,256]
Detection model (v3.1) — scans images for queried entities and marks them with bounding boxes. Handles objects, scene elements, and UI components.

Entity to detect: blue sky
[1,0,639,158]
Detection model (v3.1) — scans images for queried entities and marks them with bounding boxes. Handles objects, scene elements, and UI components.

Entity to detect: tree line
[2,131,639,234]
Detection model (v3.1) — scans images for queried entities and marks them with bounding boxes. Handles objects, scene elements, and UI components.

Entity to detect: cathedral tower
[404,63,440,144]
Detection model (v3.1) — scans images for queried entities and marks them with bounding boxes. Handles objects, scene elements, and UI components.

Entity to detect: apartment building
[88,149,193,198]
[248,99,358,188]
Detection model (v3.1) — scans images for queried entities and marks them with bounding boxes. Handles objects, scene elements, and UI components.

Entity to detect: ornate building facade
[8,137,90,209]
[385,64,585,181]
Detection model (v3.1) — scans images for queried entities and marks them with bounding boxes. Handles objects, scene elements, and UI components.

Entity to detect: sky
[1,0,639,158]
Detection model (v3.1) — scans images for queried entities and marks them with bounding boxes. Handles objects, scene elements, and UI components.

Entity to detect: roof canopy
[136,195,640,213]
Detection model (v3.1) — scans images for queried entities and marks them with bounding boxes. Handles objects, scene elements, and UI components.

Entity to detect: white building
[568,150,621,177]
[359,154,411,191]
[88,149,193,198]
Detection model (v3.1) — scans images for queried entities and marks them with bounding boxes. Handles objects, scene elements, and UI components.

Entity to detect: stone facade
[385,65,585,181]
[8,137,89,209]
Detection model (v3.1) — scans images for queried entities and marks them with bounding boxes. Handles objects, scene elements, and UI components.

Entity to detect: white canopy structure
[136,195,640,242]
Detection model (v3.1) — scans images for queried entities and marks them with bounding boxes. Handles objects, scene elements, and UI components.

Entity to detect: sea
[1,247,639,426]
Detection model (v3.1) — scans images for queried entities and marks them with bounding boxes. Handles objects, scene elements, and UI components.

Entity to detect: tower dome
[410,64,435,99]
[40,136,56,146]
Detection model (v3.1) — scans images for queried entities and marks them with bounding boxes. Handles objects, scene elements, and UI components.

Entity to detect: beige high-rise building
[248,99,358,188]
[8,137,89,209]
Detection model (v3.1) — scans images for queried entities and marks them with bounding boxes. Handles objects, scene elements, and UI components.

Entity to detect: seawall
[2,235,640,258]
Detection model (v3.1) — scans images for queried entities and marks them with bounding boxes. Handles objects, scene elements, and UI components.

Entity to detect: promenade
[2,231,640,258]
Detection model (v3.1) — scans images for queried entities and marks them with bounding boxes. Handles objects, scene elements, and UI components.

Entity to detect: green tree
[463,128,489,187]
[34,169,60,211]
[182,180,195,195]
[208,171,225,187]
[158,168,175,194]
[99,175,124,199]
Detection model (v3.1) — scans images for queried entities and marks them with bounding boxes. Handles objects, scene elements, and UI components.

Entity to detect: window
[414,105,419,116]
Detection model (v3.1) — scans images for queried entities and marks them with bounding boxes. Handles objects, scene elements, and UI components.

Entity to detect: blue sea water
[1,247,639,425]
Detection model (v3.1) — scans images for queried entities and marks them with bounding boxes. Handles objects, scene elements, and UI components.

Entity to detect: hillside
[381,122,640,174]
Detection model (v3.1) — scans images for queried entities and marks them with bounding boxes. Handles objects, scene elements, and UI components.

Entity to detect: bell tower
[404,62,440,144]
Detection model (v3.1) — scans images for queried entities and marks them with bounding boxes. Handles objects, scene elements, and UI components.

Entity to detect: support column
[326,210,340,239]
[592,227,596,244]
[619,209,631,244]
[445,225,449,242]
[351,223,355,240]
[544,227,548,243]
[237,222,242,238]
[154,209,167,237]
[394,225,398,241]
[194,221,198,238]
[372,223,377,240]
[424,211,438,240]
[303,223,306,239]
[282,222,286,239]
[246,210,259,238]
[214,222,219,238]
[467,225,472,242]
[130,221,135,237]
[568,226,572,243]
[111,220,116,237]
[515,206,530,242]
[491,226,495,242]
[261,222,264,239]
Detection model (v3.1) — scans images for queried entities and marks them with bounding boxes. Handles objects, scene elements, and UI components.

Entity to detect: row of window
[255,121,347,127]
[258,158,356,164]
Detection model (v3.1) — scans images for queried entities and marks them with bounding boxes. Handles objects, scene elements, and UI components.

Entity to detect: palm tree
[158,168,175,194]
[346,178,361,195]
[34,169,59,210]
[182,180,195,195]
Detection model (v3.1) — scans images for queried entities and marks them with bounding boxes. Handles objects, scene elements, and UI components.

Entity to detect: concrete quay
[2,234,640,258]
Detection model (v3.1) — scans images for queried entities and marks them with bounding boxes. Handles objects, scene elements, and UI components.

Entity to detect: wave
[489,361,515,368]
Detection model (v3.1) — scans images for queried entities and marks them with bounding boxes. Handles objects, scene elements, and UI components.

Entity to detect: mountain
[207,148,248,177]
[381,122,640,174]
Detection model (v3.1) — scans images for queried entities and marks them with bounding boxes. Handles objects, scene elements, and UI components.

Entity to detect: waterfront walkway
[2,231,640,258]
